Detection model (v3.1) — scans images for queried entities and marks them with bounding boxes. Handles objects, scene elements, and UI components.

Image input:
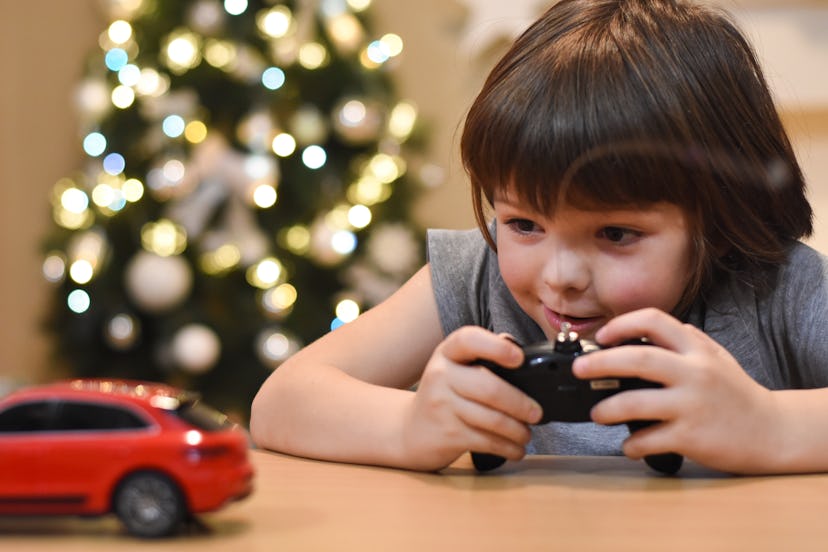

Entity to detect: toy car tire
[113,471,186,538]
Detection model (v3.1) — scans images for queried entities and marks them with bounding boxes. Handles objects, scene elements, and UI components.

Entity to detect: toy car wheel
[114,471,186,538]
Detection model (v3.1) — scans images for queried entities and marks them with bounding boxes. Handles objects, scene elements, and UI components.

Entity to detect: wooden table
[3,449,828,550]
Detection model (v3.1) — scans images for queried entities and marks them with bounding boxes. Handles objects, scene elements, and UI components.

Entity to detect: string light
[67,290,91,314]
[108,20,133,44]
[163,30,202,73]
[184,120,208,143]
[298,43,328,69]
[224,0,248,16]
[200,244,241,275]
[83,132,107,157]
[246,257,285,290]
[105,48,129,71]
[118,64,141,86]
[258,6,293,38]
[271,133,296,157]
[335,298,360,322]
[111,85,135,108]
[261,67,286,90]
[302,145,327,169]
[162,115,186,138]
[141,219,187,256]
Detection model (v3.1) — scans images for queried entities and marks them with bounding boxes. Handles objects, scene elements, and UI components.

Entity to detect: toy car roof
[0,379,198,411]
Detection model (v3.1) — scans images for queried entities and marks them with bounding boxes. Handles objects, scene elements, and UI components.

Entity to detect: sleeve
[777,243,828,388]
[426,228,492,336]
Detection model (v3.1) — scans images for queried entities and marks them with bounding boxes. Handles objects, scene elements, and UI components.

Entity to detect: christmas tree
[42,0,426,421]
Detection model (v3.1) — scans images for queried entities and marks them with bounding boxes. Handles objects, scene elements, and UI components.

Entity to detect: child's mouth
[545,310,604,337]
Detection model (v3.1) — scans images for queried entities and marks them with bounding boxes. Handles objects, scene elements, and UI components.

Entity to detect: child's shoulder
[783,241,828,276]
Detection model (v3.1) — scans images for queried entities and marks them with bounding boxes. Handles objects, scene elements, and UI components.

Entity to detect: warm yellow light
[141,219,187,256]
[91,184,115,207]
[253,184,277,208]
[326,14,363,52]
[204,39,237,69]
[367,153,404,183]
[111,85,135,108]
[271,133,296,157]
[108,20,133,44]
[347,176,389,205]
[122,178,145,202]
[200,244,241,274]
[335,299,360,323]
[348,204,372,229]
[184,120,208,143]
[258,6,293,38]
[247,257,284,289]
[164,31,201,73]
[61,188,89,214]
[380,34,404,57]
[281,225,310,254]
[262,283,297,315]
[298,42,328,70]
[326,205,351,230]
[346,0,371,11]
[69,259,94,284]
[388,101,417,141]
[135,68,168,97]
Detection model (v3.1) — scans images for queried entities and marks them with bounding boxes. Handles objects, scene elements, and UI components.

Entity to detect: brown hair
[461,0,812,311]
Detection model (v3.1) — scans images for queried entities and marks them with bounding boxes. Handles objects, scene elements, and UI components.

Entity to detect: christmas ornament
[366,223,420,276]
[332,96,384,144]
[104,313,141,351]
[124,251,193,313]
[256,328,301,368]
[170,323,222,373]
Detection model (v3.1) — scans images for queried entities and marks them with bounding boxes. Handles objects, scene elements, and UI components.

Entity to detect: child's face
[493,193,693,341]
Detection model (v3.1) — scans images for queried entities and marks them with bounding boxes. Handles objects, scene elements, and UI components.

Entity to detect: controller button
[590,379,621,390]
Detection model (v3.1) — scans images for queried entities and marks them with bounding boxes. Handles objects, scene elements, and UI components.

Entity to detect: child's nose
[541,247,590,292]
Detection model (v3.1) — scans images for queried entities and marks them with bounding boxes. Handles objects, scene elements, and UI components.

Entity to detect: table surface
[3,449,828,551]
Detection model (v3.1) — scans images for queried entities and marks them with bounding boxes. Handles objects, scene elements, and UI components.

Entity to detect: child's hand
[400,326,542,471]
[572,308,778,474]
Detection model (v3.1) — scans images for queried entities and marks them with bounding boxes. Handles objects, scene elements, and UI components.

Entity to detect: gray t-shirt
[427,228,828,456]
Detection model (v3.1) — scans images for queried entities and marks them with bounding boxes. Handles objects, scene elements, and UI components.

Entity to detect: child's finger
[450,364,543,424]
[595,307,702,353]
[439,326,523,367]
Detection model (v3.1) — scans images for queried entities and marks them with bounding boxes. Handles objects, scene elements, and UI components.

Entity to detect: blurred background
[1,0,826,409]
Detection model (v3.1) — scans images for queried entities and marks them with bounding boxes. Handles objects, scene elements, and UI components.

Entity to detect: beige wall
[1,1,826,385]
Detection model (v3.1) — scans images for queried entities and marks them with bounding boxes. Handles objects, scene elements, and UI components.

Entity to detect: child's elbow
[248,389,272,449]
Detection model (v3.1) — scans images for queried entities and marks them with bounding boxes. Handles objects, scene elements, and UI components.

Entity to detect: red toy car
[0,379,253,538]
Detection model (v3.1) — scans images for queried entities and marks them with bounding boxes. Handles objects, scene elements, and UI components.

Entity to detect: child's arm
[572,308,828,474]
[249,265,542,471]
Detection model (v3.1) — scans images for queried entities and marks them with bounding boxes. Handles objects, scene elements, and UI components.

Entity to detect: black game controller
[472,324,683,474]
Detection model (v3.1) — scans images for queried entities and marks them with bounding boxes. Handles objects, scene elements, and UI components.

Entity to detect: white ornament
[456,0,546,57]
[366,224,420,276]
[171,324,222,374]
[188,0,226,35]
[256,328,301,368]
[124,251,193,313]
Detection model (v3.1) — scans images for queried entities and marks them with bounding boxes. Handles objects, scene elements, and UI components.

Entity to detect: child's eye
[506,218,538,234]
[598,226,641,244]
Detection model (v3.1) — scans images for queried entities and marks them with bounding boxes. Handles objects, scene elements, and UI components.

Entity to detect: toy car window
[0,400,57,432]
[173,401,231,431]
[52,401,150,431]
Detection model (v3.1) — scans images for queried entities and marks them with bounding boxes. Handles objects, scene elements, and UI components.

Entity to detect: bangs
[463,25,705,215]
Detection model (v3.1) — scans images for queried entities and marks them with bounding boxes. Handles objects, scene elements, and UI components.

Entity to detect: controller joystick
[472,324,683,474]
